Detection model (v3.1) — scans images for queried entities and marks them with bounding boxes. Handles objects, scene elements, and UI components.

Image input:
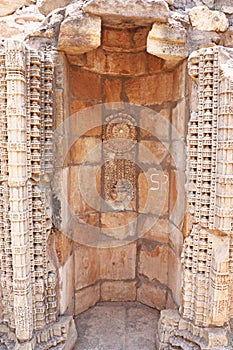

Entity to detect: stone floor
[75,302,160,350]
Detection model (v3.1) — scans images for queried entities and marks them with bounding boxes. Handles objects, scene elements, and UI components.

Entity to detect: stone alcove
[1,0,233,349]
[53,0,187,320]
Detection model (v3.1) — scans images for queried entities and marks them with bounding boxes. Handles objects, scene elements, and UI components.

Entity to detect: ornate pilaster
[0,40,77,349]
[157,46,233,349]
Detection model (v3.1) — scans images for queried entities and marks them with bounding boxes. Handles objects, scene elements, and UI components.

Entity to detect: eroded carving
[103,112,137,211]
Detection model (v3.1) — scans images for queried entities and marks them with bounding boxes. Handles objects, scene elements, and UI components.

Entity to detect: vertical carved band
[0,40,56,343]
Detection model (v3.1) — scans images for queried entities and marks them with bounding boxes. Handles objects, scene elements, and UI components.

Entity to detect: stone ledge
[83,0,169,26]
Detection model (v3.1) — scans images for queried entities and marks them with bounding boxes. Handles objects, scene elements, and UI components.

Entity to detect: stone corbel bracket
[147,16,188,65]
[57,0,170,55]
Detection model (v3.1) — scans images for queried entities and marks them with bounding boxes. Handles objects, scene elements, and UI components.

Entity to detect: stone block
[148,55,164,74]
[70,213,101,246]
[101,281,136,302]
[169,170,185,230]
[147,18,188,61]
[172,99,187,140]
[137,281,167,310]
[99,242,136,280]
[71,100,95,114]
[169,223,183,256]
[69,104,102,137]
[59,255,74,315]
[70,137,101,165]
[140,108,170,141]
[138,243,169,285]
[83,0,169,25]
[0,0,33,17]
[85,49,148,76]
[168,248,181,306]
[75,284,100,315]
[166,291,177,309]
[58,13,101,55]
[173,62,186,100]
[102,26,151,52]
[102,27,136,51]
[74,246,100,290]
[69,165,101,215]
[37,0,71,16]
[103,78,122,103]
[124,73,173,105]
[138,140,169,165]
[138,169,169,216]
[189,6,229,32]
[137,215,169,243]
[101,212,137,240]
[55,231,72,266]
[0,5,45,40]
[70,68,102,101]
[170,140,185,171]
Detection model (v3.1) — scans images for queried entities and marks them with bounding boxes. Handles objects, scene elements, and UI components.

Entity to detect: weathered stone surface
[69,104,102,137]
[172,99,187,140]
[169,170,185,229]
[58,7,101,55]
[69,165,101,215]
[99,243,136,280]
[101,212,137,240]
[189,6,229,32]
[169,223,183,256]
[83,0,169,25]
[137,215,169,243]
[215,0,233,14]
[221,26,233,48]
[75,303,160,350]
[70,137,101,165]
[138,140,169,165]
[59,255,74,314]
[101,281,136,302]
[80,48,149,76]
[139,243,169,285]
[70,68,102,101]
[36,0,72,16]
[103,78,122,103]
[140,108,170,141]
[0,5,45,39]
[75,284,100,315]
[125,73,173,105]
[102,26,150,52]
[28,7,65,45]
[137,281,167,310]
[168,248,181,306]
[147,18,188,61]
[0,0,34,17]
[138,169,169,216]
[74,246,99,290]
[165,0,173,5]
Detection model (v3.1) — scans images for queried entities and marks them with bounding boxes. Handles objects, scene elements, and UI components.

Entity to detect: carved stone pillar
[0,40,77,349]
[157,46,233,349]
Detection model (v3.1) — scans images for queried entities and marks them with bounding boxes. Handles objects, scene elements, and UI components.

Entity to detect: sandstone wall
[0,0,232,317]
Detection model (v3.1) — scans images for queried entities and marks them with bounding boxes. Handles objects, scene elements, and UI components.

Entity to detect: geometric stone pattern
[0,40,77,349]
[157,46,233,349]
